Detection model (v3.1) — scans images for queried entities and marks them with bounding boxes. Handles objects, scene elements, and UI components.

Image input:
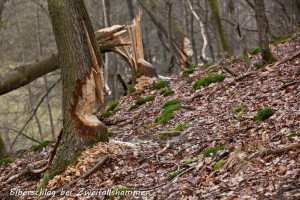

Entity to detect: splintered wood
[48,142,135,190]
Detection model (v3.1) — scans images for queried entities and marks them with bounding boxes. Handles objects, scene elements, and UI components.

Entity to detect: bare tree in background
[254,0,275,64]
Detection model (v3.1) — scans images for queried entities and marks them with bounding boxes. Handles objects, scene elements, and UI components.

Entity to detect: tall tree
[39,0,108,188]
[208,0,231,55]
[254,0,275,64]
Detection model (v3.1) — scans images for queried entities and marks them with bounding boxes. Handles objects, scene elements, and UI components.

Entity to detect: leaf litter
[0,37,300,199]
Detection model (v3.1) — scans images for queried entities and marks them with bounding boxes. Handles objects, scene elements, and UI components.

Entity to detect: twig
[278,81,299,90]
[223,66,239,77]
[10,78,61,151]
[29,129,63,174]
[261,143,300,156]
[273,50,300,68]
[235,71,257,81]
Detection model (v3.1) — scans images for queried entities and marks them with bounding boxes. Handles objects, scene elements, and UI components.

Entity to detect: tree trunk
[39,0,108,189]
[0,134,7,159]
[208,0,231,55]
[126,0,135,20]
[254,0,275,64]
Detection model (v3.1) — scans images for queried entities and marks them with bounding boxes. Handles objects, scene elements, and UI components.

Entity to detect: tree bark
[208,0,231,55]
[0,134,7,159]
[39,0,108,189]
[254,0,275,64]
[126,0,135,20]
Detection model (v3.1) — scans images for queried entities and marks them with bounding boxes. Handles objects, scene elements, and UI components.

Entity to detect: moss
[254,107,275,122]
[129,82,136,94]
[180,157,199,168]
[213,159,226,171]
[110,187,133,197]
[107,131,115,137]
[284,78,295,84]
[263,49,276,63]
[174,123,189,131]
[31,140,54,152]
[129,104,139,111]
[157,131,181,140]
[231,57,241,64]
[235,113,243,120]
[135,95,156,105]
[250,47,261,55]
[162,99,181,109]
[155,112,175,125]
[203,146,225,157]
[182,67,196,76]
[103,111,113,118]
[167,171,179,181]
[153,80,170,90]
[271,34,290,45]
[233,105,246,114]
[193,74,226,90]
[164,104,181,113]
[160,89,175,97]
[0,157,13,165]
[203,62,213,68]
[288,131,298,140]
[106,100,119,112]
[155,99,182,125]
[296,71,300,76]
[208,66,221,73]
[37,171,51,192]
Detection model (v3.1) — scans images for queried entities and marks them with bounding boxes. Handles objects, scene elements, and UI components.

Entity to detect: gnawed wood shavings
[48,141,134,190]
[134,76,157,92]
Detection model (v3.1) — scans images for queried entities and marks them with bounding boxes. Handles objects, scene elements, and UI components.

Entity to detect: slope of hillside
[0,37,299,199]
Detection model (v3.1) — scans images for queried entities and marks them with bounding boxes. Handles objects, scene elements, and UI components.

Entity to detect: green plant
[296,71,300,76]
[162,99,181,109]
[250,47,261,55]
[129,104,139,111]
[203,62,213,68]
[213,159,226,171]
[168,171,179,181]
[106,100,119,112]
[208,66,221,73]
[288,131,298,140]
[107,131,115,137]
[233,105,246,114]
[153,80,170,89]
[160,89,175,97]
[271,34,290,45]
[193,74,226,90]
[157,131,181,140]
[284,79,295,84]
[235,113,243,120]
[135,95,156,105]
[31,140,54,152]
[103,111,113,118]
[182,67,196,76]
[0,157,13,165]
[180,157,199,168]
[203,146,225,157]
[155,99,182,125]
[254,107,275,122]
[174,123,189,131]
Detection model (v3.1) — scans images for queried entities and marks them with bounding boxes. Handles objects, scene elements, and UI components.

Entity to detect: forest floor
[1,37,300,200]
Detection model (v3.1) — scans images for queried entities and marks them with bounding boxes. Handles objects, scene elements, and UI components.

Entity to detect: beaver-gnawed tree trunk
[39,0,108,189]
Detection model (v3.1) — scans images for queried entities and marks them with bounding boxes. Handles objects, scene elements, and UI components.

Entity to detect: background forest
[0,0,299,152]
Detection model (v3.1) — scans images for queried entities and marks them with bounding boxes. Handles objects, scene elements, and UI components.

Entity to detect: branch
[10,78,61,151]
[272,50,300,68]
[261,143,300,156]
[29,129,62,174]
[0,44,123,96]
[0,55,59,95]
